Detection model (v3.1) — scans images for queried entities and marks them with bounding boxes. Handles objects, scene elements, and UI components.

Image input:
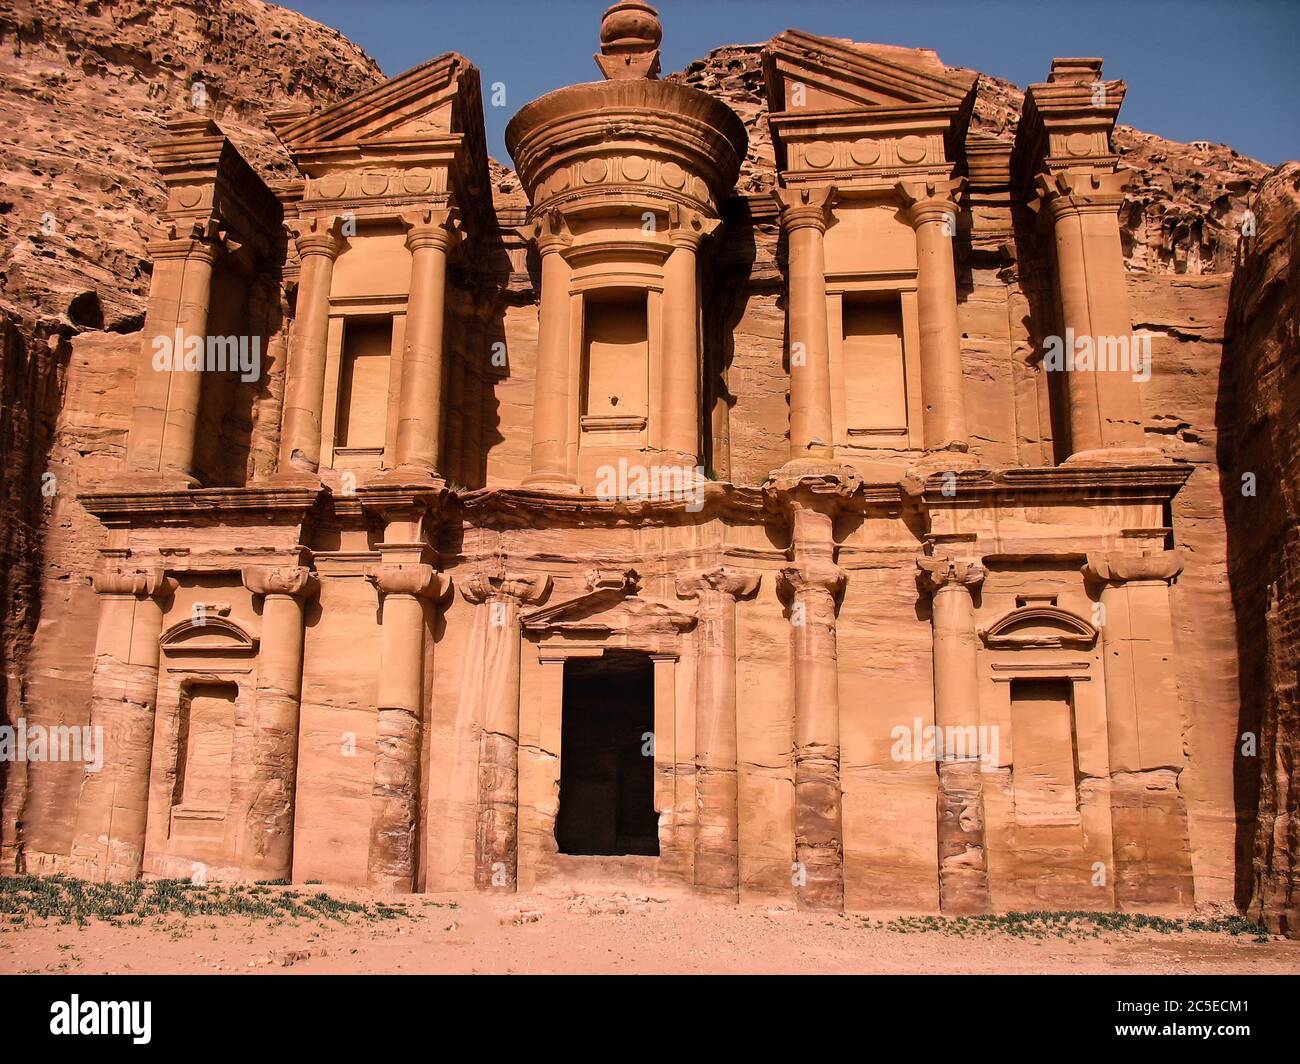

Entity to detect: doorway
[556,651,659,856]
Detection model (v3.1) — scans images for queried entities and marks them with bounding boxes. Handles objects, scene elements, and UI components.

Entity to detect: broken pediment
[763,30,976,115]
[270,52,485,167]
[980,605,1099,650]
[521,570,696,639]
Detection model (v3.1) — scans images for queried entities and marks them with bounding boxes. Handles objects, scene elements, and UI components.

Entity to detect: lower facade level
[40,461,1203,913]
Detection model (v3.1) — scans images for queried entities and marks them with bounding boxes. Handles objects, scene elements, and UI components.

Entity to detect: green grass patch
[865,910,1270,942]
[0,875,415,928]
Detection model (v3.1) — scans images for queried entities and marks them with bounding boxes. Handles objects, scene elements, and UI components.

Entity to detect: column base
[371,464,446,489]
[1064,446,1166,467]
[97,469,200,492]
[908,450,983,477]
[521,471,581,494]
[260,469,326,489]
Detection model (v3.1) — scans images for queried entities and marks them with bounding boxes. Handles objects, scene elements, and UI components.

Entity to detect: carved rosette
[1082,550,1185,586]
[241,565,319,602]
[92,567,177,601]
[506,81,746,220]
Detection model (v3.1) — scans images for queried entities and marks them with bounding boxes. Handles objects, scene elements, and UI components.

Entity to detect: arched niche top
[159,616,258,656]
[979,605,1098,650]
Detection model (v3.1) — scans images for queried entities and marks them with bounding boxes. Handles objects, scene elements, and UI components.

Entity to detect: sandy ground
[4,885,1299,975]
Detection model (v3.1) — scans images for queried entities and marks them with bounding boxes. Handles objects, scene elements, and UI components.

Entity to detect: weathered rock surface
[0,0,382,870]
[1222,163,1300,936]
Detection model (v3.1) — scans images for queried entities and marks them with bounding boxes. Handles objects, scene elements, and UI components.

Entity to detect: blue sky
[279,0,1297,166]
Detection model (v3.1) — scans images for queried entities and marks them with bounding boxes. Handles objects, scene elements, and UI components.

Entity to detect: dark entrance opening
[556,651,659,856]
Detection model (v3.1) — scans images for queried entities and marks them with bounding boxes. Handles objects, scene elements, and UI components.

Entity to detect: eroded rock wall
[0,0,384,868]
[1222,163,1300,936]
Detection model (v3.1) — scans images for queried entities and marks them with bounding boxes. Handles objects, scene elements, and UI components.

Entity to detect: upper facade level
[108,2,1161,499]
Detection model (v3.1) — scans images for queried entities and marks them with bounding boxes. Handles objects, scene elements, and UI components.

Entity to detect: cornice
[919,463,1193,504]
[457,482,776,529]
[79,486,323,527]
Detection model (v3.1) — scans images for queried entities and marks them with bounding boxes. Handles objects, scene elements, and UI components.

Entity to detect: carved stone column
[522,212,577,490]
[774,187,836,460]
[767,465,861,910]
[661,208,716,466]
[364,562,449,891]
[1036,170,1146,459]
[1083,549,1194,910]
[917,555,991,913]
[278,215,345,479]
[389,208,460,478]
[69,568,176,882]
[897,179,970,452]
[239,565,318,881]
[675,565,760,898]
[780,560,846,910]
[126,221,220,484]
[460,566,551,890]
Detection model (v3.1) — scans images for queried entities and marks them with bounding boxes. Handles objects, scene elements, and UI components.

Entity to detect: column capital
[459,564,551,606]
[895,177,965,227]
[365,562,452,601]
[286,214,346,260]
[675,565,760,602]
[92,567,177,601]
[667,205,721,250]
[1083,549,1184,586]
[145,216,225,262]
[764,461,865,518]
[518,208,572,255]
[773,185,836,233]
[241,565,319,602]
[778,561,845,600]
[917,555,986,595]
[1032,168,1130,219]
[400,206,461,253]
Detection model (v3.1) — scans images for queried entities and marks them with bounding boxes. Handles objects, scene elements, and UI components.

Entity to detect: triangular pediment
[271,52,482,155]
[764,30,976,114]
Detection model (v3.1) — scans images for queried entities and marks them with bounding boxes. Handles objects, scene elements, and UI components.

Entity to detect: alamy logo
[594,459,705,512]
[49,996,151,1044]
[0,718,102,773]
[151,329,261,382]
[890,717,1001,772]
[1041,328,1151,382]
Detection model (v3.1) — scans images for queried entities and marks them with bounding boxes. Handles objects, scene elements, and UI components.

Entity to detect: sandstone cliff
[0,0,383,870]
[1222,163,1300,935]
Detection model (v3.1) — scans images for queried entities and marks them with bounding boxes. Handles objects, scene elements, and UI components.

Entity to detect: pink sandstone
[0,0,1295,936]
